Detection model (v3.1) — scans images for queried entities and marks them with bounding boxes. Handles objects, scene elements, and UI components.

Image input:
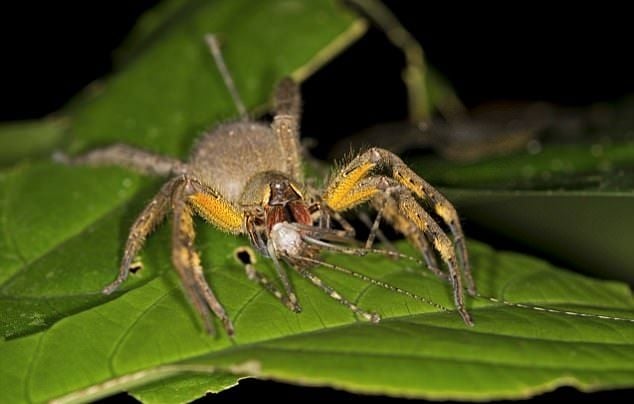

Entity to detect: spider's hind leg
[272,77,303,181]
[55,143,186,176]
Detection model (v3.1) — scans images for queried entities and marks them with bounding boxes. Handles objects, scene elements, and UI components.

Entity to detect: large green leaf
[1,240,632,403]
[1,1,633,403]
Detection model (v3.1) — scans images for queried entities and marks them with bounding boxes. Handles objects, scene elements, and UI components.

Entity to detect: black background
[1,1,632,403]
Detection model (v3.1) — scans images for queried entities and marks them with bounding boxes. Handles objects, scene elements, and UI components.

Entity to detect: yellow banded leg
[337,147,474,295]
[323,160,377,211]
[376,195,444,279]
[187,188,243,234]
[397,194,472,326]
[394,167,473,294]
[173,184,234,335]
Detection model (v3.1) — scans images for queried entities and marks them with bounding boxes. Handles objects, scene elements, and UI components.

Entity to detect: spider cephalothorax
[60,35,475,335]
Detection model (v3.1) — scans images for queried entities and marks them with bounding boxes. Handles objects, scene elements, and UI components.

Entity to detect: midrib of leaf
[207,339,633,371]
[45,303,634,403]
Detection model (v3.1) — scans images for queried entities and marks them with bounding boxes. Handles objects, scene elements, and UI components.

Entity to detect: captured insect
[57,35,476,335]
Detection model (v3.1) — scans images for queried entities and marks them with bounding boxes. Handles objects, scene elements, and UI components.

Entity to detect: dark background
[1,1,632,403]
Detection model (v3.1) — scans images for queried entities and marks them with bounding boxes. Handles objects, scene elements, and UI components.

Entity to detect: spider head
[264,175,312,233]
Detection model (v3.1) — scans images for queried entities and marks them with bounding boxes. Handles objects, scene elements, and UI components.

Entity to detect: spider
[59,35,476,335]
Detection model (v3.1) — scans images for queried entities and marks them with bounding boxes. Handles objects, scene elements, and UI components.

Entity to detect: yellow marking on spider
[323,162,376,211]
[434,202,455,223]
[188,192,243,233]
[330,291,342,300]
[394,169,426,198]
[433,237,453,261]
[399,198,428,230]
[327,186,379,212]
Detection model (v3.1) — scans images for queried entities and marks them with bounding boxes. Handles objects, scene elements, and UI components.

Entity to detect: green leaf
[1,240,633,403]
[0,119,68,166]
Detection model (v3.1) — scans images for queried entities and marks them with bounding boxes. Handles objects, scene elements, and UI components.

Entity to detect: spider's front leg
[186,180,303,320]
[322,148,474,326]
[172,178,235,335]
[375,147,475,295]
[103,177,179,294]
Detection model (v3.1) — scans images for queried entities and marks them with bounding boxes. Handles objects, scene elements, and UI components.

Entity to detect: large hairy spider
[61,35,475,335]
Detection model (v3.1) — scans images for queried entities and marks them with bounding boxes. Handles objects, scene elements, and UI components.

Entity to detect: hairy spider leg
[271,77,304,182]
[172,178,234,335]
[373,192,443,278]
[103,177,179,294]
[321,148,473,326]
[56,143,186,176]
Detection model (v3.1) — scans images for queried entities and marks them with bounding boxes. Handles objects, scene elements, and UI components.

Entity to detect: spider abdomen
[188,121,287,201]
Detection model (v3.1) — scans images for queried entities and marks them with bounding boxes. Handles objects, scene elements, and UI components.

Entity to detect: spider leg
[103,177,178,295]
[267,242,301,311]
[376,194,444,279]
[271,77,303,181]
[327,207,356,238]
[283,222,360,246]
[234,247,301,312]
[325,147,475,295]
[55,143,186,176]
[186,181,243,235]
[323,171,472,326]
[172,180,234,336]
[291,254,450,313]
[358,197,398,255]
[395,192,472,325]
[204,34,248,120]
[351,180,471,324]
[375,148,474,294]
[310,199,357,238]
[293,265,380,323]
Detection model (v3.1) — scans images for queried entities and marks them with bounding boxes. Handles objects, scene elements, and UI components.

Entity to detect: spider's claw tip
[460,311,474,327]
[102,285,117,295]
[223,319,235,337]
